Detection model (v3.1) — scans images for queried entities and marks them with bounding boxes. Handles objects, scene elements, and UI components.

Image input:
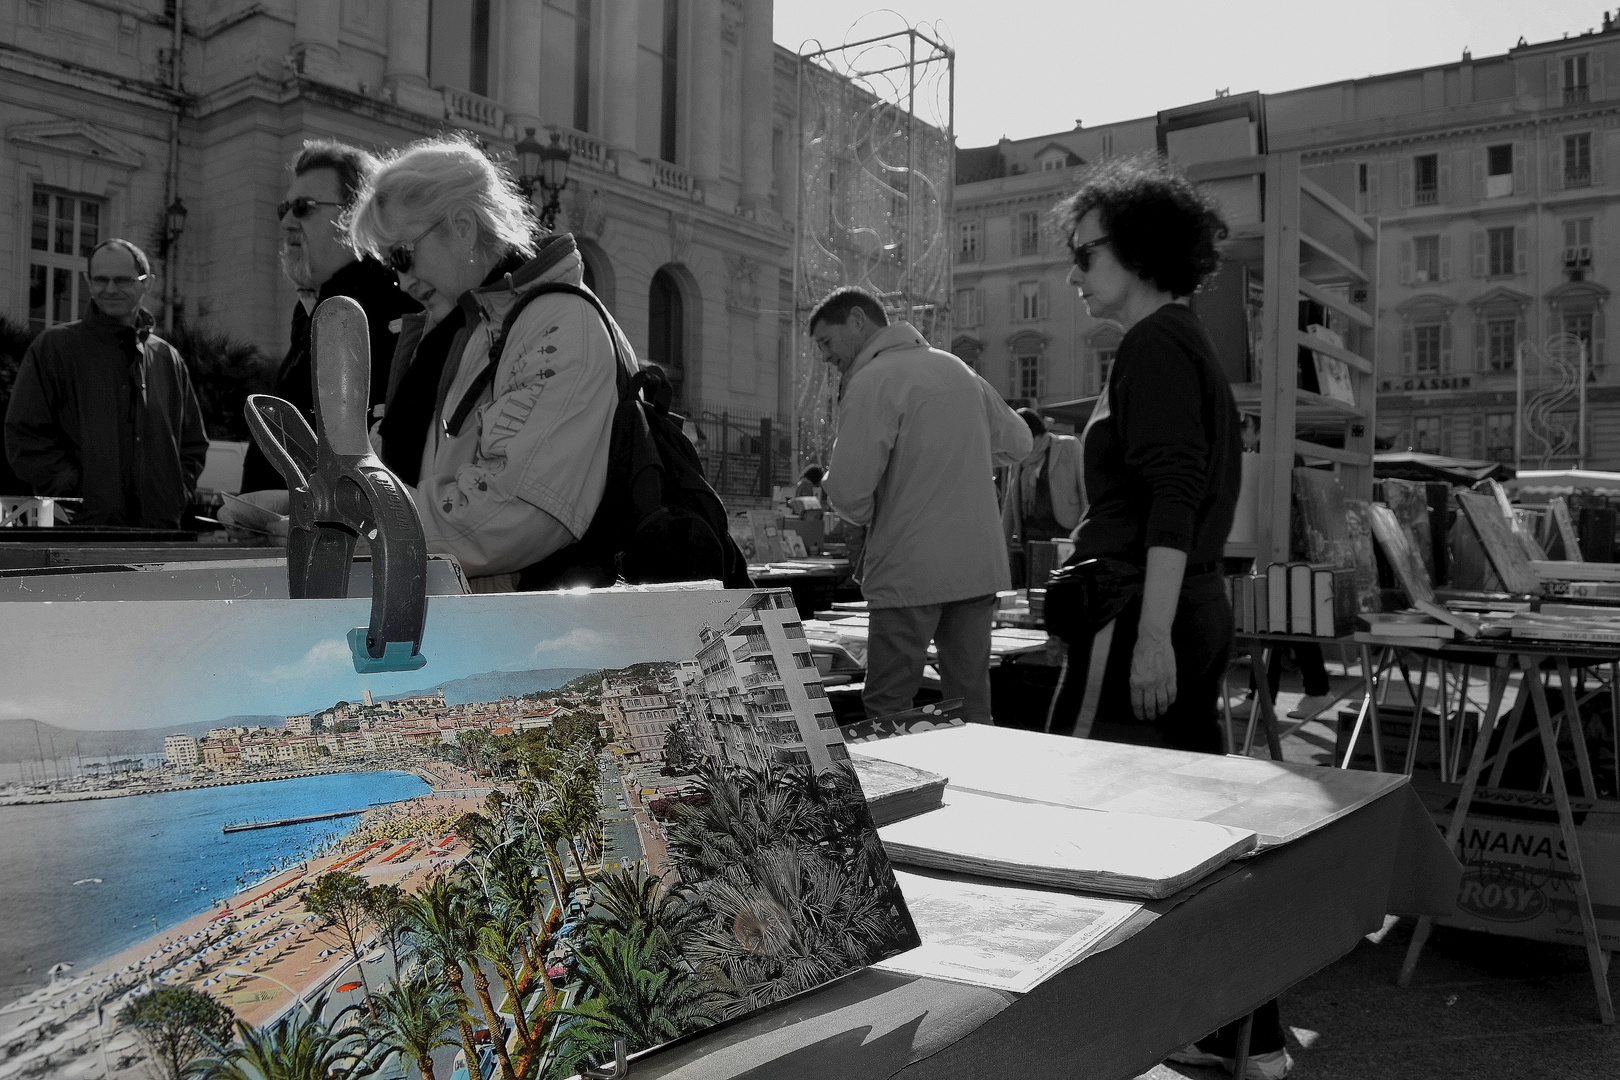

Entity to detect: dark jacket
[1071,303,1241,568]
[239,257,419,492]
[4,303,209,528]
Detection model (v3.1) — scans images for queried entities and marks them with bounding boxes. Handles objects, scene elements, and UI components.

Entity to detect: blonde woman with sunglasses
[347,135,637,592]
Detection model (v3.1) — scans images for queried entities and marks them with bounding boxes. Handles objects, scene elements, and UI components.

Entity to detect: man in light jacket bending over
[811,287,1033,724]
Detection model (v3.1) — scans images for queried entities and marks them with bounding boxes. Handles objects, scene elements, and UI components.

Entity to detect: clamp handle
[244,296,428,673]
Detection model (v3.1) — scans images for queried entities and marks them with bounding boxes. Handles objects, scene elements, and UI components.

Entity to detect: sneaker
[1165,1045,1293,1080]
[1287,694,1337,720]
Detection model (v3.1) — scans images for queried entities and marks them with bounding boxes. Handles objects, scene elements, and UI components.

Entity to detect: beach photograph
[0,588,917,1080]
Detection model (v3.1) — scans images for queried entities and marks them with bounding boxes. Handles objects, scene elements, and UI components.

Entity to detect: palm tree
[552,927,721,1058]
[401,878,486,1080]
[475,916,538,1060]
[590,866,699,961]
[368,976,461,1080]
[188,995,381,1080]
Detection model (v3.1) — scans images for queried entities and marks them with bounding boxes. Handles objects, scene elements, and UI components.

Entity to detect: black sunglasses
[277,196,343,220]
[1071,235,1112,273]
[386,218,445,275]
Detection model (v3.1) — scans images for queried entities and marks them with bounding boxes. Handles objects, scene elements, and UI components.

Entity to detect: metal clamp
[245,296,428,673]
[580,1039,628,1079]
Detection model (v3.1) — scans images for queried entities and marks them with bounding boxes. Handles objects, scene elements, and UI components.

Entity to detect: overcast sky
[776,1,1608,146]
[0,590,750,732]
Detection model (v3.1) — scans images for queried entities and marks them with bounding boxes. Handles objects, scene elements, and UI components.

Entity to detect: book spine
[1290,563,1313,634]
[1510,626,1620,645]
[1313,568,1334,637]
[1267,563,1289,633]
[1251,574,1265,634]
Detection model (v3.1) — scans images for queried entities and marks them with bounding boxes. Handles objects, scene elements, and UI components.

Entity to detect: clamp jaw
[245,296,428,673]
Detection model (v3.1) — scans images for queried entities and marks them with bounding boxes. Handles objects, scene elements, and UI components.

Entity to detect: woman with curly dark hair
[1043,156,1288,1078]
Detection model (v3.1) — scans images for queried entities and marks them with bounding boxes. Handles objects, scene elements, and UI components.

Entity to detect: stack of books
[1229,561,1357,638]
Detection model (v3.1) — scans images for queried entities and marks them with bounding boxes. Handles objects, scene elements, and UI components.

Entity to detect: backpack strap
[444,280,629,438]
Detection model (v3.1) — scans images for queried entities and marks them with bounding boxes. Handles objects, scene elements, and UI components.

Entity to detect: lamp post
[514,127,572,233]
[162,197,187,333]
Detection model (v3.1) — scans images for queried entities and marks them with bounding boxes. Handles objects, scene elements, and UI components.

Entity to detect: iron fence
[683,403,796,502]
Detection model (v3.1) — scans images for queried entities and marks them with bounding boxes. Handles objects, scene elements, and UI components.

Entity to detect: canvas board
[851,724,1409,849]
[877,789,1257,898]
[1550,497,1585,561]
[0,588,918,1074]
[1456,491,1542,595]
[0,555,469,602]
[872,869,1143,993]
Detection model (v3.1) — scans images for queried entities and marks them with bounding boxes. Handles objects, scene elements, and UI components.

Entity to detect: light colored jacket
[1001,431,1086,545]
[824,322,1032,608]
[410,243,637,582]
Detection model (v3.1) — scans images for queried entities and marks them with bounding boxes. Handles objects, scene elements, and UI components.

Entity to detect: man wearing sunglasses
[4,238,208,528]
[237,139,419,493]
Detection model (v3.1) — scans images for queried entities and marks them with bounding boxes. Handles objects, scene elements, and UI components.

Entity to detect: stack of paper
[852,757,947,826]
[877,789,1258,899]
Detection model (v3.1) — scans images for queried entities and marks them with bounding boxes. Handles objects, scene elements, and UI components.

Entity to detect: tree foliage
[116,986,235,1080]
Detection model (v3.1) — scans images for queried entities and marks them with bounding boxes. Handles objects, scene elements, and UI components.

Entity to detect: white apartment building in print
[689,591,843,774]
[163,734,199,767]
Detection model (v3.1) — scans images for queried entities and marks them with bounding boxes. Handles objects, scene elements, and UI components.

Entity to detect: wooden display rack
[1180,149,1380,564]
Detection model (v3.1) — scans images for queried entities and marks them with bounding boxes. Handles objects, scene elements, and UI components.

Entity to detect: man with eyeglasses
[4,238,208,528]
[237,139,419,493]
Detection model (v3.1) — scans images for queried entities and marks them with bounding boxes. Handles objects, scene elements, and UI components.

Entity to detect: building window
[1485,412,1514,461]
[1563,310,1600,366]
[28,189,103,332]
[827,743,850,761]
[1358,163,1368,194]
[1564,217,1594,276]
[1565,133,1592,188]
[1017,280,1044,321]
[1414,324,1443,373]
[648,267,686,407]
[1413,235,1441,283]
[1486,319,1518,371]
[1485,143,1513,199]
[1564,53,1590,104]
[573,0,593,132]
[1017,210,1041,256]
[1414,153,1439,204]
[427,0,492,96]
[1096,348,1116,388]
[958,220,980,262]
[1414,415,1443,453]
[1040,156,1066,172]
[1017,354,1042,400]
[954,287,980,328]
[1487,227,1515,277]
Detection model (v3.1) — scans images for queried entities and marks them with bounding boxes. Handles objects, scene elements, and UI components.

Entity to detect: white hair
[348,135,536,263]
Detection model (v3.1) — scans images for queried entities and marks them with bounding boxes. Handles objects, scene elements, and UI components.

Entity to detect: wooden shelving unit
[1189,151,1380,565]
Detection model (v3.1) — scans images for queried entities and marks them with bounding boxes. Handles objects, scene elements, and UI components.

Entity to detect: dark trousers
[1045,571,1287,1055]
[1258,643,1331,699]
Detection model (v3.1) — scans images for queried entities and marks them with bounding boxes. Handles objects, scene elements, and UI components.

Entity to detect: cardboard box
[1416,779,1620,950]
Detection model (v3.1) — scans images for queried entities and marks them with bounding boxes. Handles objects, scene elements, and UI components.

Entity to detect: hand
[1130,631,1177,720]
[218,489,291,545]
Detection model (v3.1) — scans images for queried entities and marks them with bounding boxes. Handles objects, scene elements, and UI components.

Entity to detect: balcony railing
[442,87,505,135]
[732,635,770,661]
[1413,185,1438,206]
[646,158,696,197]
[555,125,609,172]
[1566,167,1592,188]
[1565,85,1591,105]
[741,669,781,689]
[751,697,794,715]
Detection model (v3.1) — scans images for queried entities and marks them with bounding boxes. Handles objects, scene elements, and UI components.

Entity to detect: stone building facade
[4,0,798,422]
[954,22,1620,469]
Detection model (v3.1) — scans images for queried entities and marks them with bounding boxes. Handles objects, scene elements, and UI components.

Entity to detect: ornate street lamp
[515,127,572,232]
[165,197,188,249]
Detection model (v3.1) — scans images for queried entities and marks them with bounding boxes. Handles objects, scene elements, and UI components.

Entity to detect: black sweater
[1071,303,1241,568]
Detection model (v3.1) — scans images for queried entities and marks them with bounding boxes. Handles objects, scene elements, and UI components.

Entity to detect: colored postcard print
[0,589,918,1079]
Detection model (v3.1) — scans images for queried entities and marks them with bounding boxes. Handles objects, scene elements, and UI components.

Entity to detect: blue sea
[0,770,428,1003]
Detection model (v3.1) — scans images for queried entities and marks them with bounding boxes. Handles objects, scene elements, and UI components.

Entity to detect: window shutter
[1398,239,1413,284]
[1037,280,1049,319]
[1398,158,1414,207]
[1438,234,1453,281]
[1472,231,1487,277]
[1513,142,1528,195]
[1514,225,1529,275]
[1548,59,1561,100]
[1007,282,1018,322]
[1474,316,1486,371]
[1593,53,1606,101]
[1472,146,1487,199]
[1592,132,1606,185]
[974,287,984,327]
[1595,309,1607,367]
[1550,139,1565,192]
[1438,152,1453,203]
[1402,325,1414,374]
[1038,356,1047,399]
[1440,320,1453,374]
[1366,165,1381,212]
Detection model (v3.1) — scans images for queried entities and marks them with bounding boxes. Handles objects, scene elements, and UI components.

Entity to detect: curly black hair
[1052,153,1228,297]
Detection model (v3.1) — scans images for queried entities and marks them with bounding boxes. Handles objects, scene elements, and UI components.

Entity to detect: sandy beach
[0,763,493,1080]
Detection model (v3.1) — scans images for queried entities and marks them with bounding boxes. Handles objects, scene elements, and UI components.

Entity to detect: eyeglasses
[1070,235,1113,273]
[386,219,445,275]
[86,274,149,290]
[277,196,344,220]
